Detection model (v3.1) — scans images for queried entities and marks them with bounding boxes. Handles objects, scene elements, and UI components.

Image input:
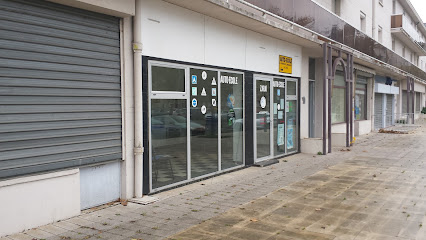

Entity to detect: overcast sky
[410,0,426,23]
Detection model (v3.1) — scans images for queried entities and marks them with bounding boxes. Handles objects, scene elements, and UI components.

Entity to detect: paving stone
[11,122,426,240]
[7,233,34,240]
[38,224,70,236]
[25,229,54,239]
[53,221,80,231]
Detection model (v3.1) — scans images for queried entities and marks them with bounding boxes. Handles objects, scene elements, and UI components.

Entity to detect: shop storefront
[145,60,245,192]
[254,75,298,162]
[142,59,300,193]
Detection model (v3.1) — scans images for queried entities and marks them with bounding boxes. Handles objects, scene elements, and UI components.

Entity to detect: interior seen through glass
[150,65,244,190]
[190,68,218,178]
[273,79,286,156]
[151,99,187,189]
[256,80,271,159]
[220,71,244,170]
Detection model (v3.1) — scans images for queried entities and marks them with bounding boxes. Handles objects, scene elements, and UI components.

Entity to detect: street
[4,121,426,240]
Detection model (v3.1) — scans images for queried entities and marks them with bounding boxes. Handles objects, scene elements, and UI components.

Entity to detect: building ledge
[391,27,426,56]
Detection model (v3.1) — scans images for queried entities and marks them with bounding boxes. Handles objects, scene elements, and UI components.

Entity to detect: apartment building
[318,0,426,128]
[1,0,426,236]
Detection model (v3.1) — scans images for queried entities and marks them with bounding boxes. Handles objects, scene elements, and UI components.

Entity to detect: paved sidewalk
[3,121,426,240]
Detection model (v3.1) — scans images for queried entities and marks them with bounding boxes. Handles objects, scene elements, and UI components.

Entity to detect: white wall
[300,50,310,139]
[0,170,80,237]
[80,162,121,210]
[139,0,302,77]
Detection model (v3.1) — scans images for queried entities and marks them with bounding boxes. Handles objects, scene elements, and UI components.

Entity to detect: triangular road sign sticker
[201,88,207,96]
[212,78,217,86]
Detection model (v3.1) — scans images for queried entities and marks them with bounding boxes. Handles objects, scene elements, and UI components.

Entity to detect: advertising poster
[287,125,294,149]
[277,124,285,146]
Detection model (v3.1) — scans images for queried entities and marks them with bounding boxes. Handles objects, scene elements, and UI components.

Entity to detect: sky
[410,0,426,23]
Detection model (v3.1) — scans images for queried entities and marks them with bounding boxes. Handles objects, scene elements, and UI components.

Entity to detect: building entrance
[254,75,298,162]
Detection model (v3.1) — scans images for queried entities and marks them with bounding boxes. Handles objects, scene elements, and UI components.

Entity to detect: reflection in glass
[151,99,187,189]
[332,72,346,123]
[152,66,185,92]
[355,77,367,120]
[221,72,244,170]
[190,69,218,178]
[286,100,298,153]
[256,80,271,159]
[287,81,297,95]
[273,79,285,156]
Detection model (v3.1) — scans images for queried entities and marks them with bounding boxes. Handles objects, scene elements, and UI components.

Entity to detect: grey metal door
[374,93,383,129]
[0,0,122,179]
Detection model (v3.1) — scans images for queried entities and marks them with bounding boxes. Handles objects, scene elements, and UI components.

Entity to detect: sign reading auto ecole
[279,55,292,74]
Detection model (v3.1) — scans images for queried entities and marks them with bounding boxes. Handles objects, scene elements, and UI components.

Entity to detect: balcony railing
[391,14,425,47]
[243,0,426,80]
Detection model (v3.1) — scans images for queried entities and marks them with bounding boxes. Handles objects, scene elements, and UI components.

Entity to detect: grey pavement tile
[95,231,127,240]
[25,229,54,239]
[104,227,138,237]
[56,230,90,240]
[64,218,95,227]
[6,233,34,240]
[53,221,81,231]
[38,224,70,236]
[129,232,164,240]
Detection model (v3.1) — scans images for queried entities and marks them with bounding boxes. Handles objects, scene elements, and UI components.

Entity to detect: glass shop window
[355,77,368,120]
[331,71,346,124]
[220,71,244,170]
[152,66,185,92]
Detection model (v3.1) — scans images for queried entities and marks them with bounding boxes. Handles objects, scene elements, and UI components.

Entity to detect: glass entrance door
[255,77,272,160]
[286,79,298,153]
[273,79,286,156]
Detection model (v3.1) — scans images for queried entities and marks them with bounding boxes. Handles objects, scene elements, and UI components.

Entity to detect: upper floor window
[378,26,383,43]
[392,0,396,14]
[402,47,406,58]
[360,11,366,32]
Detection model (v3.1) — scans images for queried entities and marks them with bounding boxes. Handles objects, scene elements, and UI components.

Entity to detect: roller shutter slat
[0,18,119,47]
[0,29,119,55]
[0,68,120,83]
[0,0,119,31]
[0,112,121,124]
[0,96,120,105]
[0,119,122,133]
[0,133,121,152]
[0,39,120,62]
[0,126,122,143]
[0,49,120,69]
[0,87,120,97]
[0,148,122,171]
[0,140,122,161]
[0,59,120,76]
[374,93,383,129]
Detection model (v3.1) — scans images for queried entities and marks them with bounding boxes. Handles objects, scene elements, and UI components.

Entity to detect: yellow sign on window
[279,55,292,74]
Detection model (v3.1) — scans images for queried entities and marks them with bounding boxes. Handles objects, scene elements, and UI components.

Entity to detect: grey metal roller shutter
[0,0,122,179]
[385,94,393,127]
[402,91,407,114]
[374,93,383,129]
